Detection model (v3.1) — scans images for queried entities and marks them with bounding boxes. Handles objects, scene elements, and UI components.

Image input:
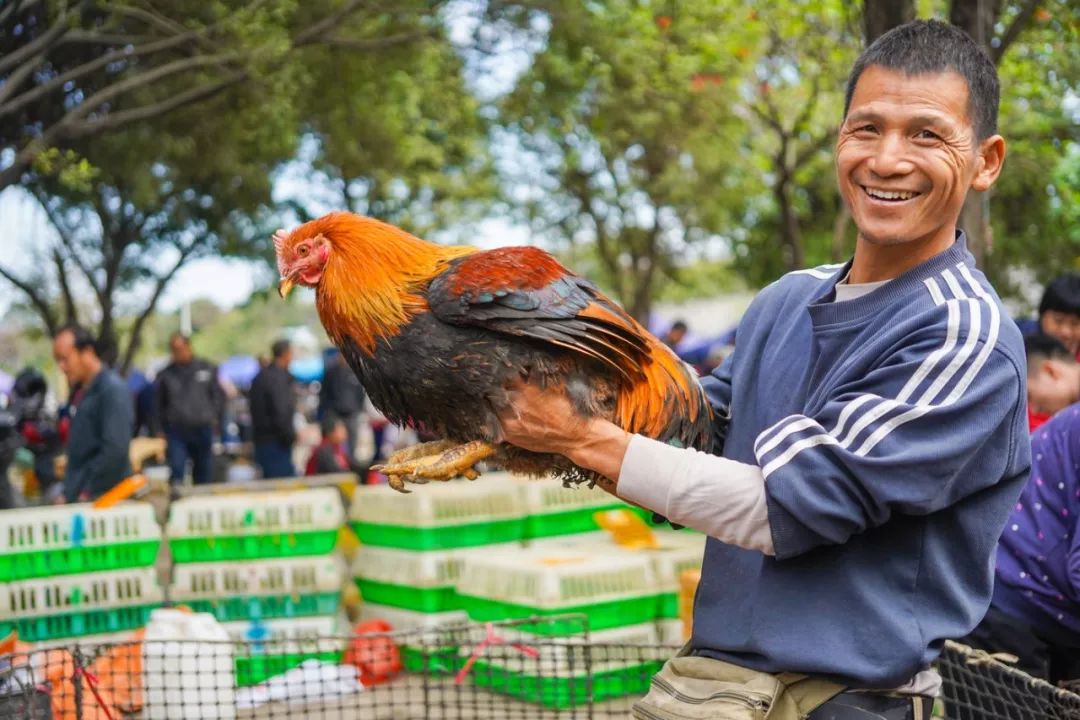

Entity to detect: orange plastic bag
[344,620,401,686]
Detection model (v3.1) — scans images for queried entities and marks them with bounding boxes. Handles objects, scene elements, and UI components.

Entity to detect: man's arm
[501,329,1028,560]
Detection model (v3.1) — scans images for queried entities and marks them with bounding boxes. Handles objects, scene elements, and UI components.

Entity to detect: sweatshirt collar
[807,231,974,327]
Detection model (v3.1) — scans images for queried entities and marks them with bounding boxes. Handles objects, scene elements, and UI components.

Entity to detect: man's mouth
[862,186,920,202]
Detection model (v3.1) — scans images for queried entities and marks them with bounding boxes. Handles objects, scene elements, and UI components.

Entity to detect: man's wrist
[564,418,630,490]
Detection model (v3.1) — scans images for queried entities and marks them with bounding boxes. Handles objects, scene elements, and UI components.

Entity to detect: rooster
[275,212,712,492]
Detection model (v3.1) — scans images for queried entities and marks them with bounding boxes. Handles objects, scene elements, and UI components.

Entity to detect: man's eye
[916,130,941,140]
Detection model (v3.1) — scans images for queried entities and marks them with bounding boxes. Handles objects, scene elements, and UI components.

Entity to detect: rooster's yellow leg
[377,439,458,467]
[374,440,496,493]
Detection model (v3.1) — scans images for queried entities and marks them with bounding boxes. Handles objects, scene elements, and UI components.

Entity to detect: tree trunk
[832,203,852,263]
[959,190,991,267]
[776,181,805,271]
[949,0,1004,268]
[864,0,915,43]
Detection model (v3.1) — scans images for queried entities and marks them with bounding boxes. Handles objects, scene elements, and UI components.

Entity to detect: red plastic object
[344,620,402,686]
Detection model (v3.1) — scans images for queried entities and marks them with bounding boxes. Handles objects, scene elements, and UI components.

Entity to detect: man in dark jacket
[52,325,133,502]
[155,333,224,485]
[249,339,296,478]
[318,348,365,462]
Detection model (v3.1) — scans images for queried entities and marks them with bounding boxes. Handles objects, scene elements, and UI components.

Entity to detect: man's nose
[867,133,914,177]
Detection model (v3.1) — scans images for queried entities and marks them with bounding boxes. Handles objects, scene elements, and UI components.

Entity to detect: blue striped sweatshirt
[691,236,1031,687]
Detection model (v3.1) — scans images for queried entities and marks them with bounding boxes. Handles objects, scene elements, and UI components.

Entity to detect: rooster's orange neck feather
[312,214,475,355]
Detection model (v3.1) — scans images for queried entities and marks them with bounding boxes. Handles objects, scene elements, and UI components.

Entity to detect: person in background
[154,333,224,485]
[52,325,133,503]
[1025,333,1080,431]
[318,347,365,463]
[961,365,1080,690]
[1018,274,1080,358]
[11,367,62,497]
[249,339,297,478]
[661,319,688,350]
[305,415,352,475]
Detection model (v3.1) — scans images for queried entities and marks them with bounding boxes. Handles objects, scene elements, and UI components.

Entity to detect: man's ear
[971,134,1006,192]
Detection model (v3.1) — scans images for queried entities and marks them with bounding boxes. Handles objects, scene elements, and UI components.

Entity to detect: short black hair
[169,332,191,347]
[1038,273,1080,318]
[271,339,291,359]
[670,320,688,333]
[1024,333,1074,367]
[320,414,343,438]
[844,19,999,141]
[55,324,98,355]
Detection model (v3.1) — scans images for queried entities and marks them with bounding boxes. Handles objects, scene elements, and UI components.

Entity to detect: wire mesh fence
[1,617,1078,719]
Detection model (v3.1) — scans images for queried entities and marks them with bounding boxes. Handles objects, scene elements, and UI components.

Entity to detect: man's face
[1041,311,1080,357]
[836,66,1003,249]
[1027,359,1079,416]
[170,337,193,364]
[53,332,88,387]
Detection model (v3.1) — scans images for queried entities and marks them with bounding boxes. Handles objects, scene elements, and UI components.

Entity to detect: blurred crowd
[0,329,417,509]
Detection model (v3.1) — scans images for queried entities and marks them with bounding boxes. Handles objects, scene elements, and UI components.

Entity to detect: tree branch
[293,0,370,46]
[991,0,1039,63]
[0,264,58,336]
[67,70,247,136]
[119,240,205,372]
[0,50,46,107]
[0,4,74,76]
[0,31,207,121]
[794,128,836,169]
[323,28,438,50]
[29,188,104,302]
[64,51,242,125]
[51,248,79,325]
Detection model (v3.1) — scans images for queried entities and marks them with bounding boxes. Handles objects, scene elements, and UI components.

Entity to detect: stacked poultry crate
[512,474,632,542]
[0,502,163,644]
[455,547,665,707]
[531,528,706,646]
[166,488,346,686]
[349,478,525,672]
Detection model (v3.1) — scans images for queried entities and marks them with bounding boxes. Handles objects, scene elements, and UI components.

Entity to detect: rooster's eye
[297,245,310,257]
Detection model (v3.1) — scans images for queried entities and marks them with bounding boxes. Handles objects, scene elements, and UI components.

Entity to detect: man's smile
[861,185,922,203]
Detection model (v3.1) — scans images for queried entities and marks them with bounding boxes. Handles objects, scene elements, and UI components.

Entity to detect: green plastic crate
[401,645,460,675]
[523,504,627,539]
[234,650,343,687]
[468,659,662,708]
[658,592,679,620]
[457,593,661,634]
[0,604,160,643]
[0,540,161,582]
[186,591,340,622]
[350,518,522,550]
[169,529,338,562]
[355,577,458,613]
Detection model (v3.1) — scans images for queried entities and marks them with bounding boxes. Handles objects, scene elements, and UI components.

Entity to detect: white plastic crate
[1,566,163,618]
[350,543,520,588]
[167,488,344,538]
[525,530,705,590]
[349,480,523,527]
[657,619,686,647]
[171,555,345,603]
[0,501,160,552]
[357,602,469,633]
[456,548,658,614]
[222,615,340,643]
[473,622,666,675]
[512,474,618,514]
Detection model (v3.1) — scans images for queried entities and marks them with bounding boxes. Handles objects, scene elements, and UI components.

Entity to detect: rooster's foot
[372,440,495,493]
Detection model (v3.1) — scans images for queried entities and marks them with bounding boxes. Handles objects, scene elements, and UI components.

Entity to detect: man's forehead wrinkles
[847,105,957,127]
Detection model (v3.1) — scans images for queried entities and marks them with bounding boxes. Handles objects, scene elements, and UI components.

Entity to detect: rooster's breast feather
[426,247,652,382]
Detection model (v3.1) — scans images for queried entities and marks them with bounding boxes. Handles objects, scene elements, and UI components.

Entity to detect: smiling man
[498,20,1030,720]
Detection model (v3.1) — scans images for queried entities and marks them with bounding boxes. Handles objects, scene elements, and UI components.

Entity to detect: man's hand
[496,382,631,491]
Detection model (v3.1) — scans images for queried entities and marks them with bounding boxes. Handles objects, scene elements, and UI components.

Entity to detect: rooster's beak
[278,275,295,299]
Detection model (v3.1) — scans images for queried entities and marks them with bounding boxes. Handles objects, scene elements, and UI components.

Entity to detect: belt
[810,690,934,720]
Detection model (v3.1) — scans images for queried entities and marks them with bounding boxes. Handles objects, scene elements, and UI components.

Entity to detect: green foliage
[497,0,763,319]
